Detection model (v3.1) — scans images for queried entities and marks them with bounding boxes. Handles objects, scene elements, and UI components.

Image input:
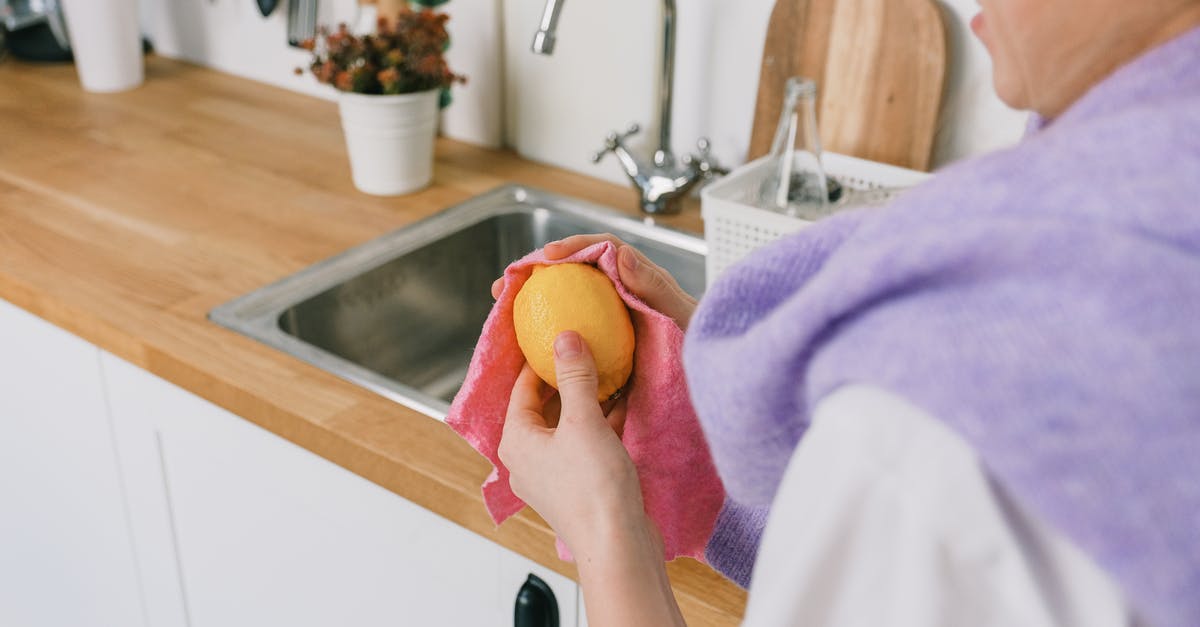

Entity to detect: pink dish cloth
[446,242,727,563]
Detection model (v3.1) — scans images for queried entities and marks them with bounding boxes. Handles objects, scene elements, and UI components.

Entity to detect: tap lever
[591,124,642,164]
[531,0,725,214]
[683,137,729,177]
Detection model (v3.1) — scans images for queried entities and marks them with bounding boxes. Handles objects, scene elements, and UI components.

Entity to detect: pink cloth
[446,242,726,562]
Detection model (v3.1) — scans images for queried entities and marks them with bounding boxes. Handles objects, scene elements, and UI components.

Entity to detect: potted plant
[301,5,465,196]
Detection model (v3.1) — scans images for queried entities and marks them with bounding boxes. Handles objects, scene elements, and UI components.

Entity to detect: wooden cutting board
[748,0,948,171]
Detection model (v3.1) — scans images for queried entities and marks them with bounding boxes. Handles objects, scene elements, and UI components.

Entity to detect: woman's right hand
[492,234,698,331]
[500,334,687,627]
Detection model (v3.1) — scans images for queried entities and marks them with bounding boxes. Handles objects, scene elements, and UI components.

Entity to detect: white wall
[139,0,1027,184]
[504,0,1029,183]
[139,0,342,99]
[139,0,505,147]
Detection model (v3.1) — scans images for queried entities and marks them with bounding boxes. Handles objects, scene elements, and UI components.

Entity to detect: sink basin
[210,185,706,420]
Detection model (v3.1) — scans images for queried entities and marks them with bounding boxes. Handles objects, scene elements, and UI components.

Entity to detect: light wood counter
[0,56,744,624]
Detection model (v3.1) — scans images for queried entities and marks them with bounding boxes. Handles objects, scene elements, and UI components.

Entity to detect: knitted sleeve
[690,209,873,587]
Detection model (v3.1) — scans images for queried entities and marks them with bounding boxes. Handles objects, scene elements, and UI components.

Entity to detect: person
[492,1,1200,625]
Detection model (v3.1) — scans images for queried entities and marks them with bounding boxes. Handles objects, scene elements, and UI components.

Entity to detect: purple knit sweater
[688,27,1200,626]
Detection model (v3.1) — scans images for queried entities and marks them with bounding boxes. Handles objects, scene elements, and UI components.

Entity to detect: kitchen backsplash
[139,0,1026,186]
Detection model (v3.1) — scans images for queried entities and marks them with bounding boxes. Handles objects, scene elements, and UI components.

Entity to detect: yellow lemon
[513,263,635,402]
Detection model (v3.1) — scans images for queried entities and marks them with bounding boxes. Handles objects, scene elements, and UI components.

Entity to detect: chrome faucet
[532,0,726,215]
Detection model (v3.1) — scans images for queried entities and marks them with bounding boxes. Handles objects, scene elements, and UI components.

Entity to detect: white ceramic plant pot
[60,0,143,93]
[338,89,441,196]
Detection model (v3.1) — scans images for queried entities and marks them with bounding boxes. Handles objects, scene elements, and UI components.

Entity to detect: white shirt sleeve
[740,384,1131,627]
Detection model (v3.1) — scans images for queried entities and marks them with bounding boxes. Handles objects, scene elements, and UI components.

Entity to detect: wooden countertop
[0,56,744,624]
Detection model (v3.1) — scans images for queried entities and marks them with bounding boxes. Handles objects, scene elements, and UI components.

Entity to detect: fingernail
[555,331,582,358]
[621,247,639,271]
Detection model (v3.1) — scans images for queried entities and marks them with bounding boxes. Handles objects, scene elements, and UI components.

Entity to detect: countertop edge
[0,55,745,624]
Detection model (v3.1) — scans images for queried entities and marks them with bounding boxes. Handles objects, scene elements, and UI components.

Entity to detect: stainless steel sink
[209,185,706,420]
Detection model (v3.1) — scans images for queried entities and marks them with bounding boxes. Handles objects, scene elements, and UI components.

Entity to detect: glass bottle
[757,77,831,219]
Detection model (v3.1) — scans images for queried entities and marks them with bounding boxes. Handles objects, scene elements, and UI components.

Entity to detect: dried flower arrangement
[298,5,465,96]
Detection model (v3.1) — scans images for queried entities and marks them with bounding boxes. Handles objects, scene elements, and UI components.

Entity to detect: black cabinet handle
[514,574,559,627]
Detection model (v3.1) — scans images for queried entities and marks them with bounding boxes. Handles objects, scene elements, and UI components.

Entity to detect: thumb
[553,331,601,418]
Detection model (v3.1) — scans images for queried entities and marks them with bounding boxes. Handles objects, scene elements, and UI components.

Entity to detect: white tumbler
[60,0,144,93]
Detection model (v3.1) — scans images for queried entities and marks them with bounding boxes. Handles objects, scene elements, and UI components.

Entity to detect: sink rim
[209,184,706,420]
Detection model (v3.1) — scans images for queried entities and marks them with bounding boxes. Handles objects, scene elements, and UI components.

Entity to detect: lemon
[513,263,635,402]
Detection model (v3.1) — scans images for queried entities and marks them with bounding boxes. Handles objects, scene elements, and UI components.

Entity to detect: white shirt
[742,385,1131,627]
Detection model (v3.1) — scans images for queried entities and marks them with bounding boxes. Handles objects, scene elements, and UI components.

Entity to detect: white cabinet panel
[0,299,144,627]
[102,355,190,627]
[500,544,580,627]
[102,352,578,627]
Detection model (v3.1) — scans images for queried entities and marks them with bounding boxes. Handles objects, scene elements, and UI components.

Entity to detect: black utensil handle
[514,574,560,627]
[257,0,278,17]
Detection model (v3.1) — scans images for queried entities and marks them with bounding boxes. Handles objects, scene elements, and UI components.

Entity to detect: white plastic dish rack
[700,153,931,287]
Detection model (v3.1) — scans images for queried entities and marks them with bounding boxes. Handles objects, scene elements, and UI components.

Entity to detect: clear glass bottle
[757,77,831,219]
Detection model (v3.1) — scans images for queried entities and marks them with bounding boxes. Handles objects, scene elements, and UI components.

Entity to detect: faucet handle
[684,137,729,177]
[591,123,642,163]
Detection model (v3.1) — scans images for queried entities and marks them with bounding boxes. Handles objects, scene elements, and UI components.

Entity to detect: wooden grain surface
[0,56,743,625]
[749,0,948,171]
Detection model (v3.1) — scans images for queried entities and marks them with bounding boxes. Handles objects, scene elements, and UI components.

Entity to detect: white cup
[60,0,144,93]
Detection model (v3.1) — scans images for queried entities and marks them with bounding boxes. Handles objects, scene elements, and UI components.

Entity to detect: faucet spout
[656,0,675,163]
[532,0,724,214]
[532,0,565,55]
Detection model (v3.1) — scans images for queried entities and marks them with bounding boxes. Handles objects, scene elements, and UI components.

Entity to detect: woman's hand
[499,331,645,554]
[499,331,687,627]
[492,234,698,331]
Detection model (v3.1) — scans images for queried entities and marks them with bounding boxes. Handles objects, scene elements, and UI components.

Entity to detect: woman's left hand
[491,234,698,332]
[498,331,646,557]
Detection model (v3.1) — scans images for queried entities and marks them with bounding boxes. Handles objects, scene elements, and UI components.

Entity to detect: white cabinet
[0,294,579,626]
[0,299,144,627]
[101,352,580,627]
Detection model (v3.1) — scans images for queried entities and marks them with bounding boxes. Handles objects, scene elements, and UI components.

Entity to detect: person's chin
[972,11,1002,66]
[971,11,989,44]
[970,11,984,32]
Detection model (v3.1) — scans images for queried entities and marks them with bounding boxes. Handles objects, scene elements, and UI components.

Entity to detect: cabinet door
[102,352,579,627]
[0,299,144,627]
[500,544,580,627]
